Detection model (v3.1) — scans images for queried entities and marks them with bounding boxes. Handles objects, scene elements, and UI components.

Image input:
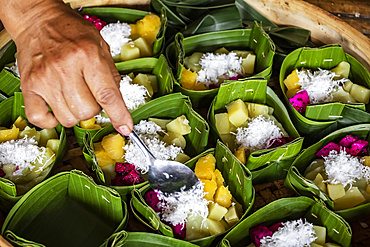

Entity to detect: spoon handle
[129,130,156,165]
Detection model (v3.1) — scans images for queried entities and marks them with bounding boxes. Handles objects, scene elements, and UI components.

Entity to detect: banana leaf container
[285,124,370,220]
[218,197,352,247]
[0,92,67,213]
[130,140,254,247]
[279,44,370,143]
[0,42,19,101]
[79,6,167,58]
[83,93,209,201]
[166,21,275,108]
[208,78,303,184]
[73,55,174,147]
[1,170,128,247]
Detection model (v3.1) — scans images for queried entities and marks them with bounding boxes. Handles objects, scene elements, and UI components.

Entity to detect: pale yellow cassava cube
[208,202,228,221]
[133,37,153,57]
[206,218,226,236]
[350,84,370,104]
[232,197,244,217]
[313,225,326,245]
[343,80,353,92]
[246,103,271,118]
[0,125,19,143]
[233,50,252,58]
[215,113,231,135]
[38,128,58,147]
[363,156,370,167]
[284,69,300,90]
[175,153,191,163]
[166,115,191,135]
[162,132,186,149]
[148,118,172,130]
[327,183,346,201]
[101,163,116,185]
[46,139,60,154]
[332,87,357,103]
[215,47,229,55]
[121,42,141,61]
[80,117,96,129]
[185,214,210,240]
[331,61,350,79]
[215,185,232,208]
[334,186,366,211]
[313,173,327,194]
[224,205,240,227]
[220,219,230,231]
[147,75,158,93]
[241,54,256,75]
[311,243,324,247]
[184,52,203,72]
[226,99,249,127]
[31,147,56,173]
[234,147,246,164]
[221,134,236,152]
[101,133,125,162]
[18,126,40,143]
[133,73,154,97]
[13,116,28,131]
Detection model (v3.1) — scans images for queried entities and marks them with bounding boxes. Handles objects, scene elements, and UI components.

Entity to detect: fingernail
[117,125,131,136]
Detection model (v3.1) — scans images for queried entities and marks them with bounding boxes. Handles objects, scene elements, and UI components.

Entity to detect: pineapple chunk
[313,225,326,245]
[350,83,370,104]
[215,113,231,135]
[129,24,140,40]
[331,61,350,79]
[147,75,158,93]
[213,169,224,187]
[148,118,172,130]
[101,133,125,162]
[201,179,217,202]
[313,173,327,194]
[121,42,141,61]
[175,153,191,163]
[18,126,40,143]
[184,52,203,72]
[185,214,210,240]
[162,132,186,149]
[94,142,104,152]
[214,185,232,208]
[46,139,60,154]
[133,37,153,57]
[206,218,225,236]
[286,87,302,98]
[0,125,19,143]
[95,149,115,168]
[226,99,249,127]
[208,202,228,221]
[13,116,28,131]
[181,68,198,90]
[224,205,240,227]
[166,115,191,135]
[241,54,256,75]
[80,117,96,129]
[136,14,161,45]
[38,128,58,147]
[194,154,216,180]
[284,69,300,90]
[133,73,154,97]
[215,47,229,54]
[91,124,102,130]
[334,186,366,210]
[234,147,246,164]
[101,163,116,185]
[327,184,346,201]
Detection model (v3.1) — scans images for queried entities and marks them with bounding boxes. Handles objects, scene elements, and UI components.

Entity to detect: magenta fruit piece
[250,224,273,247]
[144,190,163,212]
[349,139,368,156]
[316,142,341,157]
[338,135,358,147]
[122,170,144,186]
[267,137,294,149]
[289,90,310,114]
[0,169,5,177]
[169,222,186,240]
[111,173,125,186]
[359,147,369,156]
[115,162,135,175]
[269,222,282,232]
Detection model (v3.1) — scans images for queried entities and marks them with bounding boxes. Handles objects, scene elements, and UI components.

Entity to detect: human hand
[0,0,133,135]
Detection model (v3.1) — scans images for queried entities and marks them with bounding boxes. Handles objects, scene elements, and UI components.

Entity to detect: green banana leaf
[82,93,209,201]
[285,124,370,220]
[1,170,128,247]
[130,140,254,247]
[0,92,67,213]
[219,197,352,247]
[79,7,167,57]
[305,102,366,121]
[208,79,303,183]
[279,45,370,142]
[166,21,275,108]
[0,42,20,100]
[73,55,174,147]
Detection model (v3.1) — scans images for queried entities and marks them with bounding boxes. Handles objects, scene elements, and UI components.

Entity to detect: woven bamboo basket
[0,0,369,246]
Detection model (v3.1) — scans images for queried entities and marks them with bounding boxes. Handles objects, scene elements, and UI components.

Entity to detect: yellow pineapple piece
[191,82,208,91]
[234,148,246,164]
[91,124,102,130]
[129,24,140,40]
[101,133,125,162]
[201,179,217,202]
[213,169,224,187]
[95,149,115,168]
[363,156,370,167]
[136,14,161,45]
[0,125,19,143]
[194,154,216,180]
[214,185,232,208]
[94,142,104,152]
[181,68,198,90]
[80,117,96,129]
[13,116,28,131]
[286,87,302,98]
[284,69,300,90]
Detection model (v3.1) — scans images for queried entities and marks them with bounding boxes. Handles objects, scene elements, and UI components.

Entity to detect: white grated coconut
[119,75,149,111]
[100,22,131,57]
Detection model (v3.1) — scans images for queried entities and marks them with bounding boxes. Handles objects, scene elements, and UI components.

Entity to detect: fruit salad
[180,48,256,91]
[144,153,243,240]
[248,219,341,247]
[304,135,370,210]
[84,13,161,62]
[0,116,60,194]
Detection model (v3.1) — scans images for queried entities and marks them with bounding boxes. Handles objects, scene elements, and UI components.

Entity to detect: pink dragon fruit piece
[168,222,186,240]
[111,173,126,186]
[0,169,5,177]
[349,139,369,156]
[289,90,310,114]
[250,224,273,247]
[267,137,294,149]
[115,163,136,175]
[122,170,144,186]
[269,222,282,232]
[144,190,163,212]
[316,142,341,157]
[338,135,358,147]
[359,147,369,156]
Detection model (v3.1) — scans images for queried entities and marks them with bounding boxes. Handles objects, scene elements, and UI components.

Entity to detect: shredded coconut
[197,52,242,86]
[234,115,283,151]
[134,120,163,135]
[297,68,348,103]
[0,137,46,176]
[324,149,370,188]
[119,75,150,111]
[156,181,209,225]
[260,219,317,247]
[100,22,131,57]
[94,110,111,125]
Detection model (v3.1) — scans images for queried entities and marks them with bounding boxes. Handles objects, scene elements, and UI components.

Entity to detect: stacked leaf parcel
[83,93,209,201]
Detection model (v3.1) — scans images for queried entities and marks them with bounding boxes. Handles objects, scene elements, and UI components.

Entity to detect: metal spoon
[129,130,199,194]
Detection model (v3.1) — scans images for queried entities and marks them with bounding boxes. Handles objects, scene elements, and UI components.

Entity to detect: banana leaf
[285,124,370,220]
[82,93,209,201]
[0,42,20,99]
[73,55,174,147]
[79,7,167,58]
[279,45,370,142]
[130,140,254,247]
[219,197,352,247]
[0,92,67,213]
[166,21,275,108]
[1,170,128,247]
[208,79,303,183]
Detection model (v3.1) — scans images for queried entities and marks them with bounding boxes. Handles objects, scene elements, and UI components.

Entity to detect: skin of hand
[0,0,133,136]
